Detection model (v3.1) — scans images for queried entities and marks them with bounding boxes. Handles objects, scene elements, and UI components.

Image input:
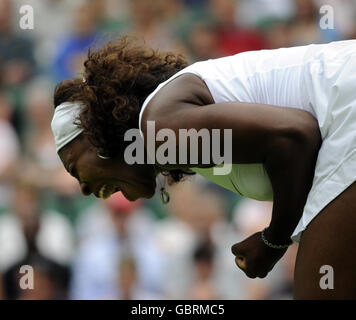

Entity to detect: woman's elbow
[273,112,321,163]
[296,113,322,156]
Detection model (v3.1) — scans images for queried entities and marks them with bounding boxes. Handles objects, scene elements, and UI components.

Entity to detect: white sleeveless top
[139,40,356,201]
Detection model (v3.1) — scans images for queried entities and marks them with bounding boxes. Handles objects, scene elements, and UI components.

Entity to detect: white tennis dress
[139,40,356,241]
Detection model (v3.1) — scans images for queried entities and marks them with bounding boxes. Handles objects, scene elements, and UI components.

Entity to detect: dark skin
[59,74,322,287]
[151,76,356,298]
[58,134,159,202]
[141,74,321,279]
[293,180,356,299]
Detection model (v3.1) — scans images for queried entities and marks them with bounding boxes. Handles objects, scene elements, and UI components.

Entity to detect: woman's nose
[80,182,92,196]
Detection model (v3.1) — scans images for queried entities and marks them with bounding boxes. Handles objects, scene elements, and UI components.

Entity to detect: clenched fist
[231,231,288,278]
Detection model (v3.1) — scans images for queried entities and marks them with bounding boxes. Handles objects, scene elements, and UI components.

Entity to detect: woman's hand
[231,232,288,278]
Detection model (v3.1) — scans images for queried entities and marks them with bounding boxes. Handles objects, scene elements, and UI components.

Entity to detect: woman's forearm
[264,127,321,244]
[147,94,322,238]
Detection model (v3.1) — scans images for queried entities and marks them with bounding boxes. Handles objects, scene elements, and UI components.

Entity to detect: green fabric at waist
[192,163,273,201]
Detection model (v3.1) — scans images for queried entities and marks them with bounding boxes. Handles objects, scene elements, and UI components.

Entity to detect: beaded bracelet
[261,228,293,249]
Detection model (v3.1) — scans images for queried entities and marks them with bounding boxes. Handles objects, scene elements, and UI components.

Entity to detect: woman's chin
[117,179,156,201]
[121,188,154,201]
[137,182,156,200]
[143,188,156,199]
[120,190,136,201]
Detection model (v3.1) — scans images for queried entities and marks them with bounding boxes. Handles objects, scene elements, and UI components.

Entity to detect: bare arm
[145,100,320,238]
[141,74,321,276]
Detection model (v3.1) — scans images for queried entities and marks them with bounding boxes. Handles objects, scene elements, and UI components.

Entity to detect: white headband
[51,101,84,153]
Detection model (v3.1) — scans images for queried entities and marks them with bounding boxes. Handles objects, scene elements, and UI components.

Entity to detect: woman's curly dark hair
[54,36,195,183]
[79,36,187,155]
[53,78,85,107]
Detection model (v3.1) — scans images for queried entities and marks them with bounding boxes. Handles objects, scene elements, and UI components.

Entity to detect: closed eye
[69,165,79,180]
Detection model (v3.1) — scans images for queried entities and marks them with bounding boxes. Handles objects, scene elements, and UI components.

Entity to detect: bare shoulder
[141,73,214,132]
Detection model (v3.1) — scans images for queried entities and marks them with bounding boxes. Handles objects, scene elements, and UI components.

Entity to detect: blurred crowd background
[0,0,355,300]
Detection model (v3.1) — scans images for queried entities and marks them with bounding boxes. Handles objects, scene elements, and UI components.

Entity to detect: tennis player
[51,38,356,298]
